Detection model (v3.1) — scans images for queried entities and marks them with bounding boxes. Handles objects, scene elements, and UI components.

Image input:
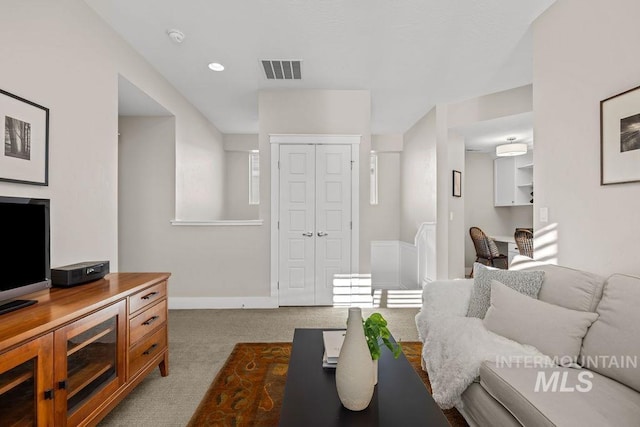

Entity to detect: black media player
[51,261,110,287]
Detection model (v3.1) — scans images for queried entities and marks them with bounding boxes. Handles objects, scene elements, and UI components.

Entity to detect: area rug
[187,342,467,427]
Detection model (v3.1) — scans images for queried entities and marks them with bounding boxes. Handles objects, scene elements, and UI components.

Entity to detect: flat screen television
[0,196,51,313]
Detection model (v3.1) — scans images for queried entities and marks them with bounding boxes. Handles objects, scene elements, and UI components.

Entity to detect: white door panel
[278,144,352,306]
[279,145,315,305]
[315,144,352,305]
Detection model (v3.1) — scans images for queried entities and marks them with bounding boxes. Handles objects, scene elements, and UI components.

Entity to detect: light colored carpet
[98,307,420,426]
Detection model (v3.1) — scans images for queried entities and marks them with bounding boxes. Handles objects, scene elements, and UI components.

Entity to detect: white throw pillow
[581,274,640,392]
[484,280,599,366]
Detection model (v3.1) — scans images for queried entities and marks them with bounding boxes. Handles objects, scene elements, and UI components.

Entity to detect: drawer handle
[141,291,159,300]
[143,343,158,356]
[142,315,160,326]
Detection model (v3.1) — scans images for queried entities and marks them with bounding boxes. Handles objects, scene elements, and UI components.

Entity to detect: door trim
[270,134,361,145]
[270,134,360,306]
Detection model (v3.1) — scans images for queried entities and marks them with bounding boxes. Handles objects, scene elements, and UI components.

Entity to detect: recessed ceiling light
[208,62,225,72]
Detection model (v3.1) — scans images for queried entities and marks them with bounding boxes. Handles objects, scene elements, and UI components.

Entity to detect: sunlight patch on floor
[331,274,421,308]
[385,290,423,308]
[332,274,378,308]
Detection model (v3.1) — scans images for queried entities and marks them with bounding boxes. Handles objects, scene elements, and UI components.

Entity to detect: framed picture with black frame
[0,88,49,186]
[452,170,462,197]
[601,84,640,185]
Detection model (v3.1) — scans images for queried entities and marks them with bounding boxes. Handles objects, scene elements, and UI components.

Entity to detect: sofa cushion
[460,383,521,427]
[466,263,544,318]
[480,361,640,427]
[484,280,598,365]
[581,274,640,393]
[510,255,606,312]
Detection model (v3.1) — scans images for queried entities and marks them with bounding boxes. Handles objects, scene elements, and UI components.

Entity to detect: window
[249,151,260,205]
[370,152,378,205]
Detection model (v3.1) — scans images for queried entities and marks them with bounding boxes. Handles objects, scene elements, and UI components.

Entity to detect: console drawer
[129,326,167,377]
[129,300,167,344]
[129,281,166,314]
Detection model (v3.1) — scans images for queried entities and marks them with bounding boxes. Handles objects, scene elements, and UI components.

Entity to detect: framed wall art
[601,84,640,185]
[1,89,49,185]
[452,170,462,197]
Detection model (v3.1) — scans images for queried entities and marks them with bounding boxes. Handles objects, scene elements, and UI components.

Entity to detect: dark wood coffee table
[279,328,449,426]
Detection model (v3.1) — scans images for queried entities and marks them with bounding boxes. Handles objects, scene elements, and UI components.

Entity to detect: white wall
[365,152,401,240]
[400,108,438,243]
[369,134,402,287]
[533,0,640,275]
[118,116,175,271]
[0,0,259,303]
[223,151,259,220]
[401,105,466,280]
[368,134,402,242]
[447,131,466,279]
[448,84,533,129]
[223,134,259,220]
[0,0,220,272]
[464,152,533,269]
[372,134,403,152]
[224,134,259,152]
[259,90,376,273]
[0,0,119,269]
[435,106,450,279]
[174,118,225,221]
[119,117,269,303]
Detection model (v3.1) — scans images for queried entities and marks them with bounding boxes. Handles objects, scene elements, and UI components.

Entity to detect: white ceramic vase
[335,307,374,411]
[373,358,378,385]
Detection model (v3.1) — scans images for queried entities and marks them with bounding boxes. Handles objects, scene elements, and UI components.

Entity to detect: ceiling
[87,0,554,135]
[454,112,533,154]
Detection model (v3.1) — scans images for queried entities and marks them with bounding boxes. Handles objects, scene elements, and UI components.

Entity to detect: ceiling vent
[261,60,302,80]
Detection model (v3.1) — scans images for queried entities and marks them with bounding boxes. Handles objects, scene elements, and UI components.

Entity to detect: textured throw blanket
[415,280,552,409]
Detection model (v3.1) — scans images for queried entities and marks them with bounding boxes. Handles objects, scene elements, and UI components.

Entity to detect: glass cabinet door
[0,335,54,426]
[66,315,117,413]
[55,300,126,426]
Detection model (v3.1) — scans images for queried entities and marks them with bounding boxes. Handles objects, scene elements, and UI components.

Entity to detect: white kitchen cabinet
[494,151,533,207]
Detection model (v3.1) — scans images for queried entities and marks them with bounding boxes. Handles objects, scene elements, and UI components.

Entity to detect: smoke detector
[167,29,185,44]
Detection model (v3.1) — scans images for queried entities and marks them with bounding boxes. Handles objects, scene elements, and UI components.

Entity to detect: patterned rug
[187,342,467,427]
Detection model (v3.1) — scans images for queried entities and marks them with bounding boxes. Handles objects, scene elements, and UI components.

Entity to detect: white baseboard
[168,296,278,309]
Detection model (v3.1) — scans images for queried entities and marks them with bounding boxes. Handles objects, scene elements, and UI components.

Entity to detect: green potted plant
[363,313,402,384]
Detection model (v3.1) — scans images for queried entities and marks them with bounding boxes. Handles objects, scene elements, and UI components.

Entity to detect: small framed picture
[1,89,49,185]
[452,170,462,197]
[601,84,640,185]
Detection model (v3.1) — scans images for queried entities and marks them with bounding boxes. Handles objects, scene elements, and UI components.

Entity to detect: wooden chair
[514,229,534,258]
[469,227,508,276]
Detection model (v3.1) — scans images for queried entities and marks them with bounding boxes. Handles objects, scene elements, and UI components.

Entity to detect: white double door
[278,144,352,306]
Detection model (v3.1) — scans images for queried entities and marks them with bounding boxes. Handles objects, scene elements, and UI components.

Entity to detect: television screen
[0,197,50,300]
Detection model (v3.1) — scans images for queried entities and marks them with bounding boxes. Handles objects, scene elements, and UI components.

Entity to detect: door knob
[302,232,313,237]
[317,231,328,237]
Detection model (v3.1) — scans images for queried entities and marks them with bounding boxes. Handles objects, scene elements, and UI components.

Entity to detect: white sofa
[415,256,640,427]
